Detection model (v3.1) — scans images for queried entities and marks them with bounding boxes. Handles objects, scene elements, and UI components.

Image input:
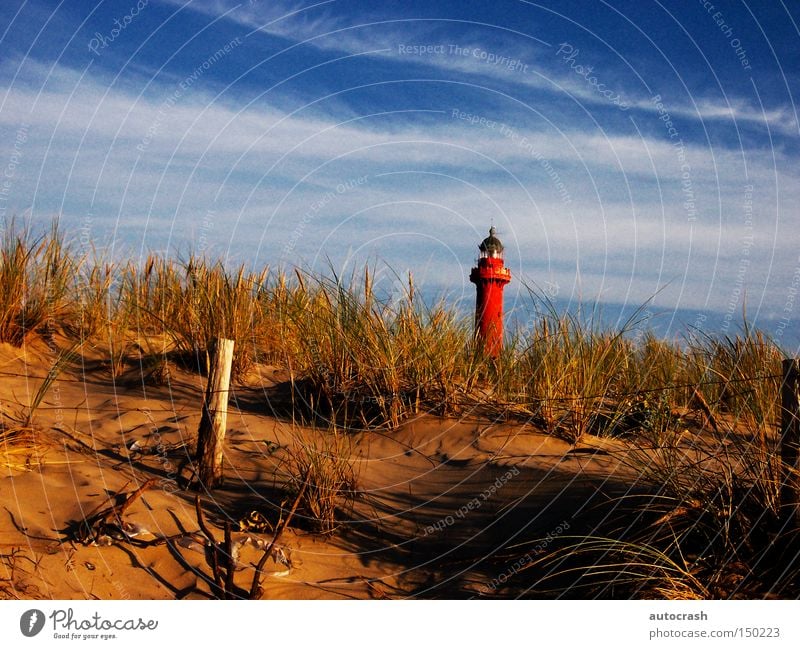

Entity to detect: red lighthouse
[469,226,511,356]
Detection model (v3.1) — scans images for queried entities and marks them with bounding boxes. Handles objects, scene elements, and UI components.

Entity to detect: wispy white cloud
[0,54,795,316]
[161,0,799,138]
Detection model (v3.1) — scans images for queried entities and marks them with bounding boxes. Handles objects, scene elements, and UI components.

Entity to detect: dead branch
[75,479,157,545]
[250,469,310,599]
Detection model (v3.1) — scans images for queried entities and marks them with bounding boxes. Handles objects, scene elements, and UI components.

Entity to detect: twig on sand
[75,479,157,545]
[224,521,236,596]
[249,469,310,599]
[194,495,224,597]
[193,496,250,599]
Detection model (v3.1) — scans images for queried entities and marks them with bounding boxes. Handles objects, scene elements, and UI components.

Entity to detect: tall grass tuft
[687,325,783,430]
[517,374,793,598]
[276,424,359,534]
[266,267,485,428]
[524,535,710,599]
[126,256,268,378]
[0,220,75,346]
[509,294,651,442]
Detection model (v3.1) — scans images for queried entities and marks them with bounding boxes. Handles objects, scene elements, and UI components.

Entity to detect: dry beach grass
[0,221,797,599]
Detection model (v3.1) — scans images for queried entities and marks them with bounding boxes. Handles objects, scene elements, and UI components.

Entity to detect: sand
[0,339,638,599]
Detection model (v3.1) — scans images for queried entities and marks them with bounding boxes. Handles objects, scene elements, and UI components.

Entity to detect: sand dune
[0,340,642,599]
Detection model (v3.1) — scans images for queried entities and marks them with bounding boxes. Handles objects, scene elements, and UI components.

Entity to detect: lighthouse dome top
[479,226,504,256]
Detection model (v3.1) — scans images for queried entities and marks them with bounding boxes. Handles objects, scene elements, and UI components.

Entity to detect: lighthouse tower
[469,226,511,356]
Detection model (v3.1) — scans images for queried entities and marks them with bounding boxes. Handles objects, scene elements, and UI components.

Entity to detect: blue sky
[0,1,798,345]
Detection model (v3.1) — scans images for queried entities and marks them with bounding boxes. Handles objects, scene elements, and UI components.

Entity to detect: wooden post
[196,338,234,489]
[780,358,800,528]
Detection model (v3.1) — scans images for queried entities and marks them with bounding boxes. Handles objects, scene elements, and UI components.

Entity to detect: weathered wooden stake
[780,358,800,528]
[196,338,234,489]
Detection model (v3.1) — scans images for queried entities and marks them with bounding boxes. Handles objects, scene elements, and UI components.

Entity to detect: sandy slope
[0,341,637,599]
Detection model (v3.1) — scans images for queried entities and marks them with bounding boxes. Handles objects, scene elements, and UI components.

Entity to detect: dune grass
[0,220,785,439]
[0,220,787,437]
[0,219,794,597]
[0,220,74,346]
[275,423,359,535]
[518,415,796,598]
